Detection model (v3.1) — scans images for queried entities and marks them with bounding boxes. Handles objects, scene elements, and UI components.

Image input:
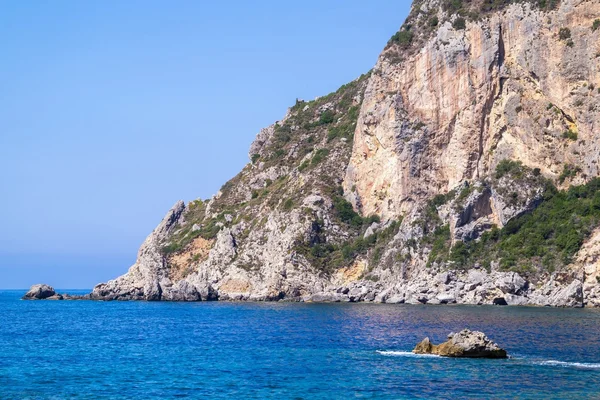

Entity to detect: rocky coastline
[27,0,600,308]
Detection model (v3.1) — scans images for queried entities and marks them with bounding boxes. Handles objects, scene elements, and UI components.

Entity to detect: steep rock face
[89,0,600,306]
[344,0,600,220]
[91,201,190,300]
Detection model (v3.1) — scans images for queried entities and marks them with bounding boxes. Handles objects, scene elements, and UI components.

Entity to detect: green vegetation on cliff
[424,162,600,278]
[159,74,371,258]
[293,206,401,274]
[385,0,560,60]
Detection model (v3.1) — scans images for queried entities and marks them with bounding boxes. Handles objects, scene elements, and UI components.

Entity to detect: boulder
[466,270,486,291]
[504,294,529,306]
[494,272,528,295]
[437,293,457,304]
[544,279,584,308]
[308,293,349,302]
[22,284,56,300]
[386,295,405,304]
[413,329,508,358]
[162,281,202,301]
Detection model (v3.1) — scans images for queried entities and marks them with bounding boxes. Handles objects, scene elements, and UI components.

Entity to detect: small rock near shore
[413,329,508,358]
[22,284,57,300]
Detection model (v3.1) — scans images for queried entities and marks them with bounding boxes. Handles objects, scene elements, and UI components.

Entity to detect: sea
[1,289,599,399]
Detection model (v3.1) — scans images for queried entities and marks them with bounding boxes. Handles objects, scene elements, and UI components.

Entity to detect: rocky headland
[50,0,600,307]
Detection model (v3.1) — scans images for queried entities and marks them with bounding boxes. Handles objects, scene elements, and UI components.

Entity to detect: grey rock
[435,272,449,285]
[466,270,485,291]
[495,273,528,295]
[504,294,528,306]
[545,280,584,308]
[308,293,348,303]
[364,222,381,238]
[437,294,456,304]
[23,284,56,300]
[386,295,405,304]
[162,281,201,302]
[414,329,508,358]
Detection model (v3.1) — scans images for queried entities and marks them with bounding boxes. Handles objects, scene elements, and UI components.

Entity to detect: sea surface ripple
[1,290,600,399]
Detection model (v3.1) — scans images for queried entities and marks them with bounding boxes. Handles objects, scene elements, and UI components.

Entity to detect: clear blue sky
[0,1,411,289]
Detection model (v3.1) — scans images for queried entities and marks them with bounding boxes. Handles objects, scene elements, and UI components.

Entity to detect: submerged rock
[413,329,507,358]
[22,284,56,300]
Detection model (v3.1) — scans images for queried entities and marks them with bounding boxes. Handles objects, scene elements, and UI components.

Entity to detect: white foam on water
[376,350,439,358]
[536,360,600,370]
[377,351,600,369]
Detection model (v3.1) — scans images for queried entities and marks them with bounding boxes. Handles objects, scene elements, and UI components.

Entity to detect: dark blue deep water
[2,290,600,399]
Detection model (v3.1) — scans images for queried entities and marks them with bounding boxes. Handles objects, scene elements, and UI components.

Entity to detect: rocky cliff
[91,0,600,307]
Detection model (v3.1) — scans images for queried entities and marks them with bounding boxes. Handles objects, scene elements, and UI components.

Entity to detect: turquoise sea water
[1,290,600,399]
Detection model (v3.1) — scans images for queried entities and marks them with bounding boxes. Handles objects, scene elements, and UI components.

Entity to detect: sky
[0,0,412,289]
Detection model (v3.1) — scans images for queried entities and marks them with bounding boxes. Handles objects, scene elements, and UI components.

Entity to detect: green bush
[298,160,309,172]
[443,0,464,12]
[593,19,600,32]
[333,196,363,227]
[559,28,571,41]
[562,130,578,141]
[389,30,414,48]
[558,164,581,184]
[425,225,451,267]
[283,198,294,211]
[162,242,183,255]
[453,17,466,30]
[272,149,285,159]
[293,217,401,274]
[537,0,559,10]
[311,148,330,166]
[251,154,260,164]
[318,110,335,125]
[495,159,524,179]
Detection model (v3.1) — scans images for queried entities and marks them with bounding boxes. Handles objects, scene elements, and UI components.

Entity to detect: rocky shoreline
[25,269,586,308]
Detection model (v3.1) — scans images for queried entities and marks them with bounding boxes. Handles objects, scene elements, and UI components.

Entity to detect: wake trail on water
[377,351,600,370]
[376,350,439,358]
[534,360,600,370]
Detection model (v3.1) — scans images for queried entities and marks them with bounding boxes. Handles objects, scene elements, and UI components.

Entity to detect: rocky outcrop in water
[23,284,58,300]
[413,329,508,358]
[86,0,600,307]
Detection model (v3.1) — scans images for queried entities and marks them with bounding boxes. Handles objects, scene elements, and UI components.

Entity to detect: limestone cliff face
[345,0,600,220]
[90,0,600,307]
[91,201,196,300]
